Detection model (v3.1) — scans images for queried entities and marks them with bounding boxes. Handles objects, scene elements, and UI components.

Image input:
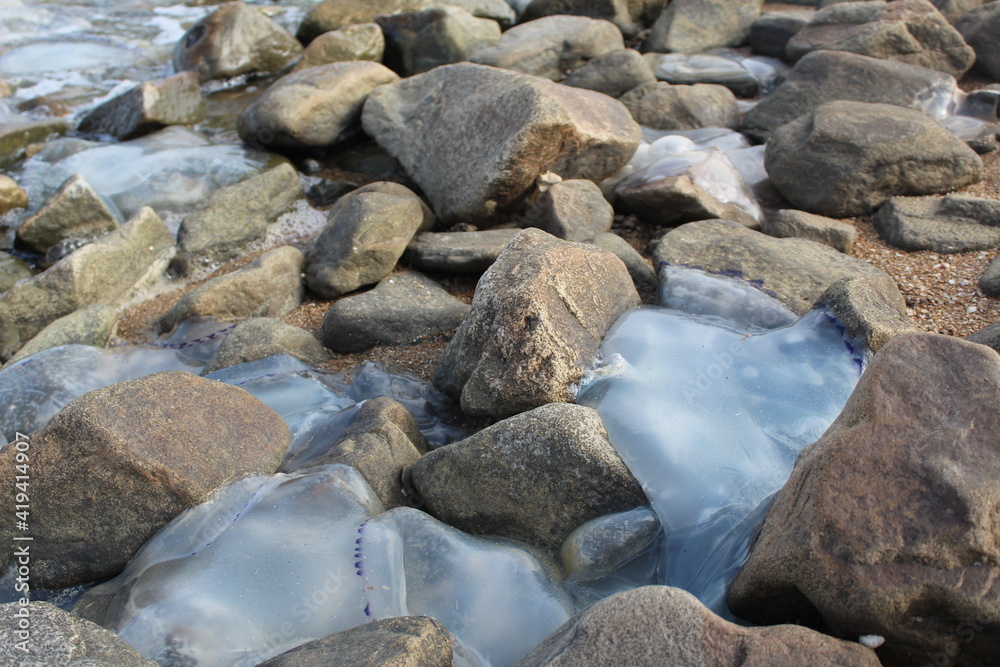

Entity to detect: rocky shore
[1,0,999,665]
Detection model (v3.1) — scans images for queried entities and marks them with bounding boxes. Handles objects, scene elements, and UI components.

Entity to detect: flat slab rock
[403,228,521,273]
[321,271,470,353]
[873,194,1000,253]
[653,219,904,315]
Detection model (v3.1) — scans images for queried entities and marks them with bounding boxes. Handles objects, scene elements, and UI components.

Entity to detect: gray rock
[469,15,624,81]
[77,71,205,140]
[378,7,501,75]
[302,397,428,508]
[873,195,1000,253]
[291,23,386,72]
[613,148,762,228]
[434,228,639,419]
[161,246,304,333]
[321,271,469,353]
[258,616,453,667]
[619,82,739,130]
[520,0,639,36]
[957,2,1000,81]
[728,333,1000,666]
[304,187,426,299]
[0,174,27,213]
[763,209,857,253]
[3,304,119,368]
[0,602,154,666]
[351,181,437,232]
[591,232,658,296]
[0,207,174,362]
[403,228,521,273]
[519,586,882,667]
[786,0,975,77]
[979,252,1000,297]
[931,0,986,23]
[765,100,982,217]
[296,0,514,43]
[173,2,303,82]
[237,61,400,152]
[812,277,917,351]
[362,63,640,224]
[741,50,959,141]
[177,161,303,267]
[0,252,31,293]
[0,370,289,587]
[201,317,330,374]
[407,403,646,549]
[16,174,119,254]
[751,10,814,58]
[966,318,1000,351]
[0,117,68,167]
[561,49,656,98]
[646,0,764,53]
[523,179,614,242]
[653,219,904,314]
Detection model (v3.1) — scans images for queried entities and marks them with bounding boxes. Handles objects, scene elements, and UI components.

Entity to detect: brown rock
[433,228,639,419]
[519,586,882,666]
[728,332,1000,666]
[0,371,289,587]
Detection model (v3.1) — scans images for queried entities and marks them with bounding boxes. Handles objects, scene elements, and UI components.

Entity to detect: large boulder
[468,15,624,81]
[258,616,455,667]
[173,2,303,82]
[77,71,205,141]
[237,62,400,152]
[765,100,982,217]
[177,161,304,266]
[407,403,646,549]
[741,50,959,141]
[618,81,739,130]
[0,371,289,587]
[728,333,1000,666]
[321,271,470,353]
[0,602,154,666]
[787,0,975,77]
[362,63,640,224]
[0,207,173,362]
[433,228,639,419]
[160,245,304,333]
[955,2,1000,80]
[653,219,904,314]
[646,0,764,53]
[519,586,881,667]
[304,185,427,299]
[296,0,514,44]
[15,173,119,255]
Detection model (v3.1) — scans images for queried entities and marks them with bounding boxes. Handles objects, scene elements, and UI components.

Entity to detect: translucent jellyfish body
[76,466,573,667]
[577,268,866,613]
